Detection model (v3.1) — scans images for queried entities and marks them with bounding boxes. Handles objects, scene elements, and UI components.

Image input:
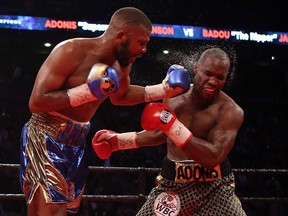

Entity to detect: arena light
[44,42,52,47]
[163,50,169,55]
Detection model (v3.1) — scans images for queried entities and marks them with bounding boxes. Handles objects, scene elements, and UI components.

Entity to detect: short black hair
[110,7,152,31]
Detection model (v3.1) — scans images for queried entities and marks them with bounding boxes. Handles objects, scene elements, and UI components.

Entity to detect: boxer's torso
[165,86,237,160]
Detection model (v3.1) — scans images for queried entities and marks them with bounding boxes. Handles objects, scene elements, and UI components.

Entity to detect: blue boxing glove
[87,64,119,98]
[67,63,119,107]
[145,64,191,102]
[166,64,190,94]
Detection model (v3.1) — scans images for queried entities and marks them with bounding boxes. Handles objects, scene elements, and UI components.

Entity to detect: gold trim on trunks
[29,112,90,146]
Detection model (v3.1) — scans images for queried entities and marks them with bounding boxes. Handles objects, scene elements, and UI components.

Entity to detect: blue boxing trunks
[20,112,90,213]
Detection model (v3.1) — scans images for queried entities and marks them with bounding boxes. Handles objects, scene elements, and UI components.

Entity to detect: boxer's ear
[193,62,199,75]
[116,31,127,44]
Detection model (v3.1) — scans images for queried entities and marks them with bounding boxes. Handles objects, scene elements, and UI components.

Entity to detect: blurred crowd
[0,58,287,216]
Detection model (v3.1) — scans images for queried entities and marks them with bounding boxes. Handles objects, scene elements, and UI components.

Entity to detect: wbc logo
[160,109,173,124]
[153,191,181,216]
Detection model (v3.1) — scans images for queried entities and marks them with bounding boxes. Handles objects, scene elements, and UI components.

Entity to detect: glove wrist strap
[67,83,97,107]
[117,132,138,150]
[166,119,192,148]
[144,84,166,102]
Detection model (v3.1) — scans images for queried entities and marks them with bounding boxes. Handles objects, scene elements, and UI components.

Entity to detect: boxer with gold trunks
[93,47,247,215]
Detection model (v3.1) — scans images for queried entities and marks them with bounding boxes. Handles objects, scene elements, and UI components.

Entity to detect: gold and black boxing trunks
[160,157,232,182]
[137,157,246,216]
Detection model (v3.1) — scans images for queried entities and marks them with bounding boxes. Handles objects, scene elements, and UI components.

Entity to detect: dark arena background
[0,1,287,215]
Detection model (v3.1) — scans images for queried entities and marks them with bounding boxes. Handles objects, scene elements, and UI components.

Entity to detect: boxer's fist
[141,103,176,132]
[141,102,192,148]
[92,129,138,159]
[92,130,118,159]
[67,63,119,107]
[87,63,119,99]
[164,64,191,97]
[144,64,190,102]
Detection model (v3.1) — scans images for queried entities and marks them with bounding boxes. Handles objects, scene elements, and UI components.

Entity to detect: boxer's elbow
[29,97,47,113]
[202,153,226,169]
[189,148,225,169]
[29,99,41,113]
[202,159,222,169]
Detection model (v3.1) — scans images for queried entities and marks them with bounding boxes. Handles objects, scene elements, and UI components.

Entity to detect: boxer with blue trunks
[20,7,191,215]
[20,112,90,213]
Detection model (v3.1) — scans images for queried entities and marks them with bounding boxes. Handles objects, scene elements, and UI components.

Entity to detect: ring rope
[1,163,288,174]
[1,163,287,203]
[0,194,287,203]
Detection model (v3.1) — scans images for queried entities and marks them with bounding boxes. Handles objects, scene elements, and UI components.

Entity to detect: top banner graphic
[1,15,287,45]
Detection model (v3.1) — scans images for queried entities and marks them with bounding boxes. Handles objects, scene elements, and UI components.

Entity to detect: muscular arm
[109,63,146,105]
[110,84,146,105]
[109,63,191,106]
[92,128,167,159]
[136,130,167,147]
[29,40,82,112]
[181,104,244,168]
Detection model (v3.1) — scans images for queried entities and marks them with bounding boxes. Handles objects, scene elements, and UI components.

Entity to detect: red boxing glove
[141,103,176,132]
[92,130,116,159]
[92,129,138,159]
[141,103,192,148]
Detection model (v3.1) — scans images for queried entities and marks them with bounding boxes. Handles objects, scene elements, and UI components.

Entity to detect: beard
[115,39,131,67]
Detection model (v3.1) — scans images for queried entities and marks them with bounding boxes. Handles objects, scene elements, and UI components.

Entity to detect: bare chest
[176,105,219,139]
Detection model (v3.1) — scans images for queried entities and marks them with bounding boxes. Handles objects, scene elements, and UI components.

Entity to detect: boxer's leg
[28,187,66,216]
